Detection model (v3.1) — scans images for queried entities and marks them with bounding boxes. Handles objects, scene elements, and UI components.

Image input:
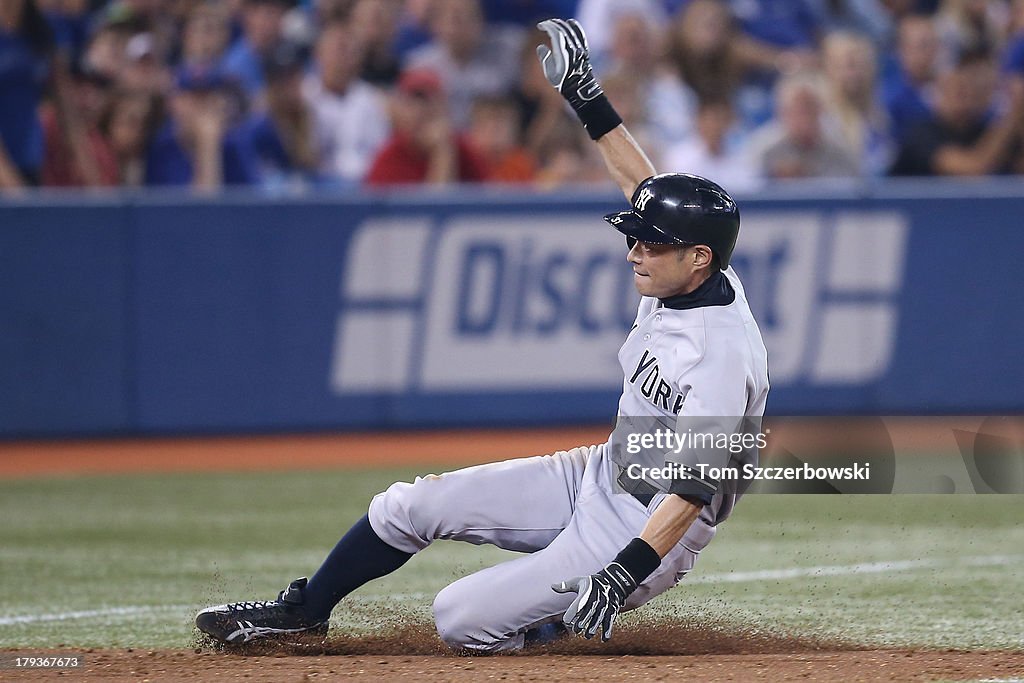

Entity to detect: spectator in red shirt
[466,95,536,184]
[365,68,487,186]
[41,63,119,187]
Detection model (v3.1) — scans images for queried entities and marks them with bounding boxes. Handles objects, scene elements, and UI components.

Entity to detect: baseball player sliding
[196,19,769,650]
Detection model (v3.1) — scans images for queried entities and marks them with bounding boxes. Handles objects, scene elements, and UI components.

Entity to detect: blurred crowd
[3,0,1024,193]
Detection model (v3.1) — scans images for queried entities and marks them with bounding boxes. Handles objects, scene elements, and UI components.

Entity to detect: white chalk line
[0,604,194,626]
[685,553,1023,584]
[1,554,1020,627]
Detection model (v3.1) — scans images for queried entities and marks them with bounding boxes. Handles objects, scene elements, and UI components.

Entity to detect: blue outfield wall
[2,186,1023,437]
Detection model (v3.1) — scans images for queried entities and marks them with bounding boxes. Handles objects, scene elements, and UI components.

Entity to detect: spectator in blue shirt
[243,41,319,188]
[805,0,892,48]
[41,0,90,60]
[729,0,819,50]
[892,51,1023,176]
[221,0,289,98]
[0,0,53,189]
[481,0,580,25]
[145,66,259,190]
[883,14,941,145]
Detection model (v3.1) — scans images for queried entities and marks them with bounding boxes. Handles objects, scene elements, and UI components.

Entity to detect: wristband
[612,537,661,588]
[574,93,622,141]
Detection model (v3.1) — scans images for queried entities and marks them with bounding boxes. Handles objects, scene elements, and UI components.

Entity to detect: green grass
[1,468,1022,650]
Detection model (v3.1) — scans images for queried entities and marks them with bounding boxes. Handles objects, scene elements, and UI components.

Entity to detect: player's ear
[690,245,713,268]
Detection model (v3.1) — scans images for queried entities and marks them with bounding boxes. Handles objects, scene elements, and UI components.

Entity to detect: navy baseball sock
[301,514,412,619]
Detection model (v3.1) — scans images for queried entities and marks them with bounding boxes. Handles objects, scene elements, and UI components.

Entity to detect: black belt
[616,468,660,508]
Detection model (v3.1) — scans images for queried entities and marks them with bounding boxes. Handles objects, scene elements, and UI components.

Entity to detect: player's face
[627,240,711,298]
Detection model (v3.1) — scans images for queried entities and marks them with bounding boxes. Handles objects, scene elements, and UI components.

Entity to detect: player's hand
[535,18,604,114]
[551,561,638,642]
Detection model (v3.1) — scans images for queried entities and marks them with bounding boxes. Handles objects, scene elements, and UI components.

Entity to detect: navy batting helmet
[604,173,740,268]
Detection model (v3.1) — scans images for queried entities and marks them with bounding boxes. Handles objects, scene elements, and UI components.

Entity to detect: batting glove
[536,18,621,140]
[552,538,661,642]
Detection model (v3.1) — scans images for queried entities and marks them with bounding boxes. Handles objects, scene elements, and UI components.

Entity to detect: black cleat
[195,577,329,644]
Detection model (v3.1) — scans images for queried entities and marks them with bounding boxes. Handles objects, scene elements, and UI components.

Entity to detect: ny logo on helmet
[634,187,654,212]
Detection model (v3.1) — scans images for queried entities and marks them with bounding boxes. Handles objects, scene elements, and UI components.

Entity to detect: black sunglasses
[626,236,696,249]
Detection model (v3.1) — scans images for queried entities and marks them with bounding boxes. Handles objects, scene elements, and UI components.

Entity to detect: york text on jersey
[628,349,687,415]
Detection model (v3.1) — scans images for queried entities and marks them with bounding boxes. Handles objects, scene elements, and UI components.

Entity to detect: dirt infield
[0,426,610,479]
[6,632,1024,682]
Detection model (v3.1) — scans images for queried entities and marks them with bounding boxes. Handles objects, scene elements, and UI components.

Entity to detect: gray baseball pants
[367,443,715,651]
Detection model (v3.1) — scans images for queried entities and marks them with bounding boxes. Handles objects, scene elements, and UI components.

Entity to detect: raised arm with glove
[535,18,658,198]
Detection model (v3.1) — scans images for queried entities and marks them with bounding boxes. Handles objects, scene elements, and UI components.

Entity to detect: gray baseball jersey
[367,266,769,652]
[610,265,770,528]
